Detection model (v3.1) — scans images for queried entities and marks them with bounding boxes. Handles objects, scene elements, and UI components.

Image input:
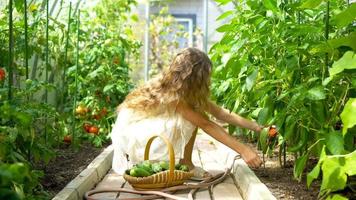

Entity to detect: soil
[252,153,320,200]
[242,137,321,200]
[38,142,109,198]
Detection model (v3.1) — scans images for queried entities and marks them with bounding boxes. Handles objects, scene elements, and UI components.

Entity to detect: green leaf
[14,0,24,12]
[325,131,344,155]
[299,0,324,9]
[328,32,356,51]
[320,157,347,192]
[259,128,269,154]
[341,98,356,135]
[103,84,115,93]
[306,87,326,100]
[246,69,258,91]
[307,146,326,187]
[263,0,279,13]
[216,10,234,21]
[216,24,235,32]
[258,108,271,125]
[344,150,356,175]
[215,0,231,5]
[326,194,348,200]
[284,115,297,140]
[329,51,356,77]
[294,153,309,181]
[331,3,356,28]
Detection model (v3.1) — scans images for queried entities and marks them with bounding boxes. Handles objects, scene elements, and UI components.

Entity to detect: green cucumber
[179,165,189,172]
[142,160,152,168]
[159,161,169,170]
[152,163,163,173]
[175,163,182,170]
[130,167,151,177]
[136,163,154,174]
[125,169,130,175]
[288,128,308,152]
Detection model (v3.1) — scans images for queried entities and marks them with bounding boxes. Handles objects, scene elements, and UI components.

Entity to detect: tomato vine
[211,0,356,198]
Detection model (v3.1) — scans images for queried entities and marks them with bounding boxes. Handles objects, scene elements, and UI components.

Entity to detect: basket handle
[144,135,175,185]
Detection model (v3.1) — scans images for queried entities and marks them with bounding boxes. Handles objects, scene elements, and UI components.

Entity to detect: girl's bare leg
[179,128,198,169]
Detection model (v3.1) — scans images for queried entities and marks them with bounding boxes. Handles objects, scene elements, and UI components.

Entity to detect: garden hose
[85,155,240,200]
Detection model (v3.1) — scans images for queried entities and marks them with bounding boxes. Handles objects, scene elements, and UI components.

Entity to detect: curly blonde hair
[121,48,212,114]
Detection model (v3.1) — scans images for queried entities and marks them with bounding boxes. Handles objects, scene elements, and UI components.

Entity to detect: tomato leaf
[341,98,356,135]
[307,147,325,188]
[299,0,324,9]
[306,87,326,101]
[258,108,270,125]
[344,150,356,175]
[326,194,348,200]
[216,24,235,33]
[329,51,356,77]
[263,0,279,13]
[294,153,309,181]
[246,68,258,91]
[216,10,234,21]
[331,3,356,28]
[320,157,347,192]
[259,128,269,154]
[328,32,356,51]
[215,0,231,5]
[325,131,344,155]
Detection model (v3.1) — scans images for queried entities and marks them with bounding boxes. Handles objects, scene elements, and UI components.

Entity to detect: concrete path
[53,133,275,200]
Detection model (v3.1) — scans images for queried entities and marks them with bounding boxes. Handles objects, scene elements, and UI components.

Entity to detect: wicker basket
[123,135,194,190]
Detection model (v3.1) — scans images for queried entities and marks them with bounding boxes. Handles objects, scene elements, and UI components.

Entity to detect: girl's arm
[207,101,263,132]
[176,101,262,168]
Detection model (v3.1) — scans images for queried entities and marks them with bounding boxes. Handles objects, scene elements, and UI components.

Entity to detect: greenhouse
[0,0,355,199]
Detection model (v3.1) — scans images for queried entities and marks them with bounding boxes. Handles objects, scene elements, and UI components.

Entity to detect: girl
[111,48,263,178]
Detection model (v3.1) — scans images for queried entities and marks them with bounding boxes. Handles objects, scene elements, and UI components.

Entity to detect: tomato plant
[211,0,356,198]
[0,0,140,198]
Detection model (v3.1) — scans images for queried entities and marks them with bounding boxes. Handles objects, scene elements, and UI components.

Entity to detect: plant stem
[323,1,330,80]
[45,0,49,104]
[72,9,80,146]
[44,0,49,143]
[61,2,72,111]
[8,0,14,101]
[24,0,29,80]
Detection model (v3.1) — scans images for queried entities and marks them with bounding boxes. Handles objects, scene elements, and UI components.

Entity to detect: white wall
[146,0,234,51]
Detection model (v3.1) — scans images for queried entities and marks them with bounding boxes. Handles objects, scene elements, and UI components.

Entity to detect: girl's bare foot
[179,159,212,180]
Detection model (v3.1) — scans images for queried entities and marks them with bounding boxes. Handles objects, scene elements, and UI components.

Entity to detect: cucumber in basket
[126,160,190,177]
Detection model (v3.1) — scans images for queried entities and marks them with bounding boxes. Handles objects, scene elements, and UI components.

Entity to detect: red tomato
[0,68,5,81]
[92,114,101,120]
[63,135,72,143]
[105,96,111,103]
[75,105,87,115]
[113,57,120,65]
[268,125,278,138]
[100,107,108,116]
[89,126,99,135]
[83,123,91,132]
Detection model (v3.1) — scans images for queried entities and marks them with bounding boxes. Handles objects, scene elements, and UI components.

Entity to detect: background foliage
[0,0,139,199]
[210,0,356,199]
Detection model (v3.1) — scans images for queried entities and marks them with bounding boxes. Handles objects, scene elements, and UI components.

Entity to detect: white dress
[111,105,197,175]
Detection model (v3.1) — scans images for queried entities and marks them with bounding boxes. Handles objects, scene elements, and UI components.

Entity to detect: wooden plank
[192,143,203,168]
[213,176,242,200]
[194,188,212,200]
[197,137,225,177]
[196,134,244,200]
[213,183,243,200]
[91,170,123,199]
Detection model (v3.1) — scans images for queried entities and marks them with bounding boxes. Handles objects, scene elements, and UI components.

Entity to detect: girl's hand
[252,123,265,133]
[240,145,263,168]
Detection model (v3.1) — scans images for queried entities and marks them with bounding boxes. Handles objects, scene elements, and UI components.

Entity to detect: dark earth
[39,142,108,198]
[40,138,354,200]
